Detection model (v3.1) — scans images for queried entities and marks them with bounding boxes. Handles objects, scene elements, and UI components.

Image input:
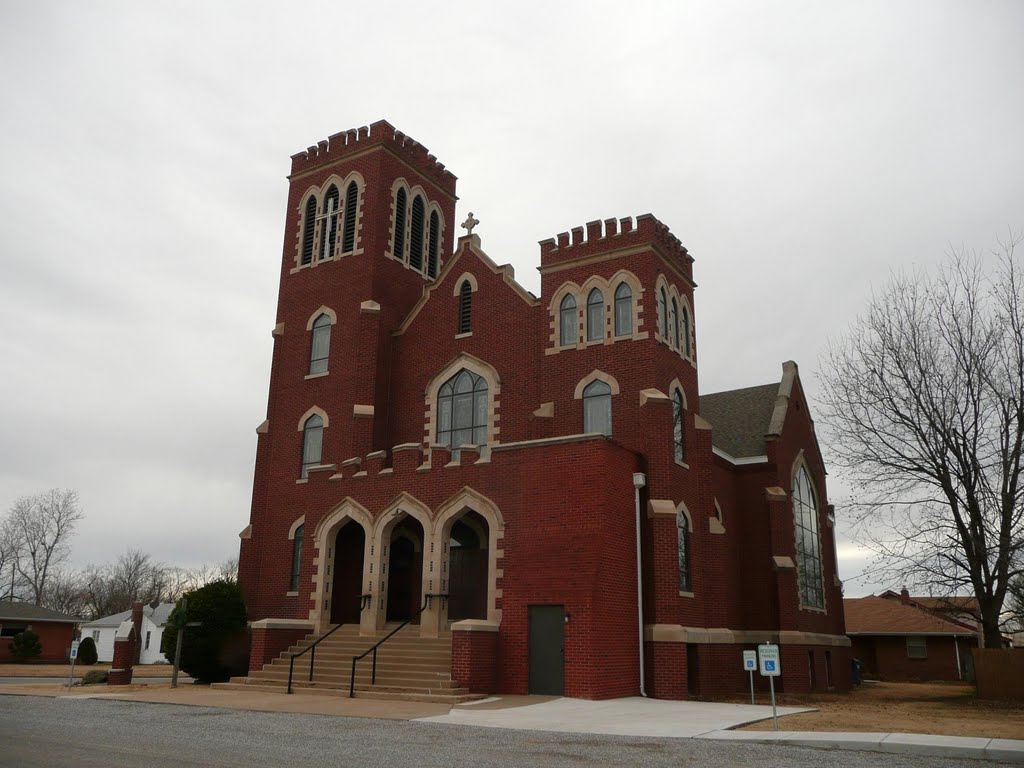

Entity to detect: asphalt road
[0,696,1008,768]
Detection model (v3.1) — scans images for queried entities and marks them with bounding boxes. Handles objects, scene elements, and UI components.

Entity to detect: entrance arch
[386,518,424,622]
[310,498,373,634]
[330,522,365,624]
[447,512,489,621]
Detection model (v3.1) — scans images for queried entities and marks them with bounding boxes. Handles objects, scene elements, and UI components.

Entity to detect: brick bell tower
[239,121,457,617]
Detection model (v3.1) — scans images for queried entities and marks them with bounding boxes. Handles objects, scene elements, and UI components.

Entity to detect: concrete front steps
[214,623,485,704]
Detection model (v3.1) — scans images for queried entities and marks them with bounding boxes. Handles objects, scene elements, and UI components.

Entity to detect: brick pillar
[109,622,137,686]
[130,602,144,664]
[451,623,499,693]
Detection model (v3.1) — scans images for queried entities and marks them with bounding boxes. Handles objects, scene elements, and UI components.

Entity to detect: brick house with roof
[232,120,850,701]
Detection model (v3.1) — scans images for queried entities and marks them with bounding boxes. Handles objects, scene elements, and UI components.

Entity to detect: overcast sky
[1,1,1021,596]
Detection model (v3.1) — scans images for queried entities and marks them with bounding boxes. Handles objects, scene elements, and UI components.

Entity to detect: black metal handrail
[348,593,448,698]
[286,594,372,694]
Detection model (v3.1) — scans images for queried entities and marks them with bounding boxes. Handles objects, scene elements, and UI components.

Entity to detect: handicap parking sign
[758,643,781,677]
[742,650,757,671]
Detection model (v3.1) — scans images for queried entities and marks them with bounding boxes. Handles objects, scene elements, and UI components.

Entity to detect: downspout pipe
[633,472,647,697]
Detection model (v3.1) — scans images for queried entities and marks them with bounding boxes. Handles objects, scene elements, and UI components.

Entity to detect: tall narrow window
[320,185,340,260]
[309,314,331,374]
[458,280,472,334]
[301,196,317,265]
[582,380,612,435]
[437,369,488,448]
[392,188,407,260]
[409,195,425,271]
[300,414,323,478]
[290,523,304,592]
[427,211,440,278]
[793,465,824,608]
[586,288,604,342]
[670,297,679,349]
[659,286,668,338]
[673,389,686,463]
[682,306,692,358]
[560,294,577,346]
[614,282,632,336]
[677,511,691,592]
[342,181,359,253]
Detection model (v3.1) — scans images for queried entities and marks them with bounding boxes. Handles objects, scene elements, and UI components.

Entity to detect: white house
[80,603,175,664]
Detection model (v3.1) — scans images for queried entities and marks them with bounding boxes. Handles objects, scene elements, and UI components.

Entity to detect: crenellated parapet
[538,213,694,282]
[289,119,457,194]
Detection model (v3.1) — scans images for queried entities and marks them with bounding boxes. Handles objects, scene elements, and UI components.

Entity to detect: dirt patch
[0,663,175,678]
[727,681,1024,739]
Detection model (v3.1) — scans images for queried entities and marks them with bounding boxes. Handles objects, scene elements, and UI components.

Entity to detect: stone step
[249,672,460,689]
[211,680,485,705]
[277,650,451,664]
[267,658,451,674]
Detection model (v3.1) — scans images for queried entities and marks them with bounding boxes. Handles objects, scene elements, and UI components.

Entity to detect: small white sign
[742,650,757,671]
[69,640,80,660]
[758,643,781,677]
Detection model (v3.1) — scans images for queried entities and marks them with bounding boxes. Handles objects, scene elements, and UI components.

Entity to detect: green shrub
[8,629,42,661]
[77,635,98,665]
[160,580,249,683]
[81,669,108,685]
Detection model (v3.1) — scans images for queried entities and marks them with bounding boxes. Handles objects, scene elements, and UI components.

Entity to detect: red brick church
[233,120,850,701]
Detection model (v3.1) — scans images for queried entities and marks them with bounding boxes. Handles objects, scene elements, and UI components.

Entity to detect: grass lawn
[0,663,175,678]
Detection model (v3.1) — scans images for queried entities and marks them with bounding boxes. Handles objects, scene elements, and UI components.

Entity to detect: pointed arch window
[409,195,425,271]
[342,181,359,253]
[677,511,691,592]
[427,211,440,278]
[682,306,692,358]
[586,289,604,342]
[319,185,340,260]
[559,294,577,346]
[458,280,472,334]
[673,389,686,463]
[309,314,331,375]
[300,414,324,478]
[659,287,668,338]
[290,524,304,592]
[670,297,680,349]
[392,188,408,260]
[793,465,824,609]
[582,380,612,435]
[437,369,488,449]
[301,196,317,265]
[614,283,633,336]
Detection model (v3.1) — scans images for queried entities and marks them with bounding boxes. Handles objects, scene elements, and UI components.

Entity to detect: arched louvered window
[437,369,488,448]
[793,465,824,608]
[582,380,612,435]
[342,181,359,253]
[458,280,472,334]
[301,196,317,265]
[409,195,425,271]
[559,294,577,347]
[677,512,691,592]
[670,297,680,349]
[682,306,692,358]
[300,414,323,478]
[586,288,604,342]
[659,287,668,338]
[427,211,440,278]
[614,283,632,336]
[320,185,340,260]
[673,389,686,463]
[290,524,304,592]
[393,188,407,260]
[309,314,331,375]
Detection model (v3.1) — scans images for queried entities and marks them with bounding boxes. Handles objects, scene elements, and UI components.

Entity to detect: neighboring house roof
[699,382,779,458]
[844,595,979,636]
[905,595,980,615]
[0,601,81,624]
[81,602,176,629]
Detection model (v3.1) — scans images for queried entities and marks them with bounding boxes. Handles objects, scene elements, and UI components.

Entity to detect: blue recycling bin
[851,658,862,685]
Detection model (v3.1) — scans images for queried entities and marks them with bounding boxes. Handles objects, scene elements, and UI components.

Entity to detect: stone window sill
[455,331,473,339]
[305,371,329,380]
[285,591,298,597]
[679,590,695,599]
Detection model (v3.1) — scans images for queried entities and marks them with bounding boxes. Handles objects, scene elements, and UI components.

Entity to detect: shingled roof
[0,600,81,624]
[699,382,780,458]
[844,595,978,636]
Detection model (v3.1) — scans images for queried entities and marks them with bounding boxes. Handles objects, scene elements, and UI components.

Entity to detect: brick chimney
[900,587,911,606]
[131,602,144,663]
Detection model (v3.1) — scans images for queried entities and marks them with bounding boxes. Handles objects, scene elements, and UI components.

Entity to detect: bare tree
[81,549,166,619]
[6,489,84,605]
[819,235,1024,648]
[40,568,87,616]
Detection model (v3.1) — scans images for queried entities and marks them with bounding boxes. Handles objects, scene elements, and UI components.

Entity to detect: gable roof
[0,601,81,624]
[80,602,177,629]
[699,382,779,458]
[844,595,979,636]
[899,594,980,615]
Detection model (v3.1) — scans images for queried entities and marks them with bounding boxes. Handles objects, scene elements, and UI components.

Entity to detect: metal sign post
[67,640,79,688]
[742,650,757,705]
[758,643,781,731]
